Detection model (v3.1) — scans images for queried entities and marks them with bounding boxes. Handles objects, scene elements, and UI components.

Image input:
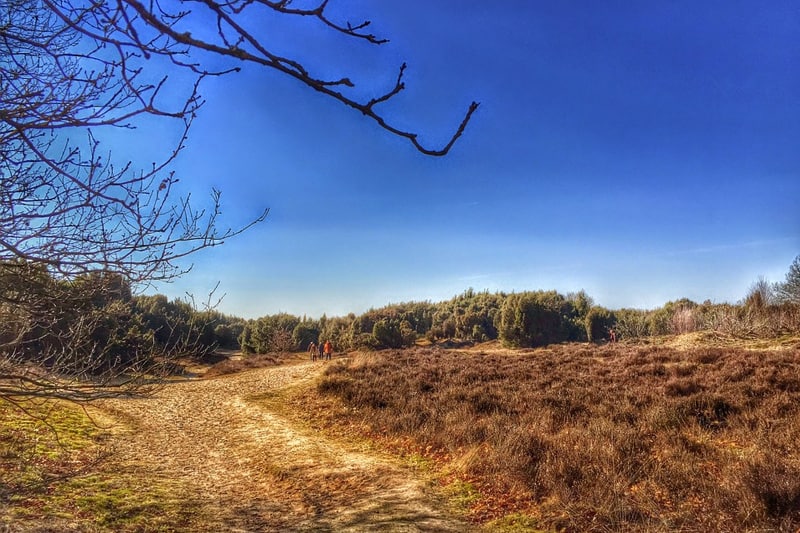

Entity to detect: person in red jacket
[323,340,333,361]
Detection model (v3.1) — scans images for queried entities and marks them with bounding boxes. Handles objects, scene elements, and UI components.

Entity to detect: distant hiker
[318,342,324,360]
[308,342,317,361]
[608,328,617,343]
[323,340,332,361]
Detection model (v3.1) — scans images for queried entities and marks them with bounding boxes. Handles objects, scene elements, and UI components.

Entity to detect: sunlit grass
[1,399,198,531]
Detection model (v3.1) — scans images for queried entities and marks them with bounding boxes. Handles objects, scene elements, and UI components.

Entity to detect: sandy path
[97,361,472,532]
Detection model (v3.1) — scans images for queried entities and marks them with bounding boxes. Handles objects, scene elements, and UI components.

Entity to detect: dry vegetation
[310,338,800,532]
[200,352,282,378]
[4,338,800,532]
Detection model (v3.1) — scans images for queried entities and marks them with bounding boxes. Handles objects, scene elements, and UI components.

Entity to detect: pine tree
[776,255,800,304]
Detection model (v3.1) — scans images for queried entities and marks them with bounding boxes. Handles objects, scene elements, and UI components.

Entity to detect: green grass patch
[1,399,101,491]
[443,478,480,512]
[58,474,195,531]
[485,512,549,532]
[1,399,199,531]
[405,451,433,471]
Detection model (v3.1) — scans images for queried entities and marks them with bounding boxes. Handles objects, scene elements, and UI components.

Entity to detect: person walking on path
[323,340,333,361]
[318,342,324,361]
[308,342,317,361]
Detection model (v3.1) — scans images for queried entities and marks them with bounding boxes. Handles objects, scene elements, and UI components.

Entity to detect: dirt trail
[97,361,472,532]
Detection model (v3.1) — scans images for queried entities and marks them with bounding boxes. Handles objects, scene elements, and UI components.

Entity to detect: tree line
[237,255,800,354]
[1,261,242,396]
[4,256,797,376]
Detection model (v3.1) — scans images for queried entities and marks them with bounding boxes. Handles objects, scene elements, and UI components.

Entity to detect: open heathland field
[303,335,800,532]
[2,334,800,532]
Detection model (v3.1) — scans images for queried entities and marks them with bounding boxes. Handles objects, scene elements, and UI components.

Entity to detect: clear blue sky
[142,1,798,319]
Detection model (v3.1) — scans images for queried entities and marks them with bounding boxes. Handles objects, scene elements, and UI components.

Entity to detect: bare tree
[1,0,476,405]
[744,276,775,309]
[2,0,477,281]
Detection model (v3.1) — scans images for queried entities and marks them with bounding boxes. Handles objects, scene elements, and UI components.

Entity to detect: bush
[614,308,650,339]
[352,332,379,350]
[584,306,615,342]
[373,319,404,349]
[745,453,800,519]
[499,292,566,347]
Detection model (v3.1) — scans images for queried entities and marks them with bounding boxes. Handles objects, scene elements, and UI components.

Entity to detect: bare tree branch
[0,0,476,407]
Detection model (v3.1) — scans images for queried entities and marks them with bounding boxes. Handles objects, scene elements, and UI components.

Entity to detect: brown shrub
[674,393,739,431]
[745,454,800,520]
[202,353,278,377]
[691,347,725,364]
[664,378,703,397]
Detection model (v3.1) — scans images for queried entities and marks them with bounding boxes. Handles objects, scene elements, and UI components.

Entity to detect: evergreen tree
[776,255,800,304]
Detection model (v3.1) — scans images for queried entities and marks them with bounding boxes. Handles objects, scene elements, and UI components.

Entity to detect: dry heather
[312,340,800,532]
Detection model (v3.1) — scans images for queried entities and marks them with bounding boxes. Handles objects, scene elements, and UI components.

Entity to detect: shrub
[745,453,800,520]
[499,292,565,347]
[648,299,698,335]
[584,306,615,342]
[352,332,379,350]
[671,306,698,334]
[614,308,650,339]
[373,319,404,349]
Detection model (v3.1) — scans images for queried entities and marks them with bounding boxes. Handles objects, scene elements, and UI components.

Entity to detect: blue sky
[142,1,798,319]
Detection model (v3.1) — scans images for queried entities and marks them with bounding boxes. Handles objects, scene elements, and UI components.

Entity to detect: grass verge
[1,399,199,532]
